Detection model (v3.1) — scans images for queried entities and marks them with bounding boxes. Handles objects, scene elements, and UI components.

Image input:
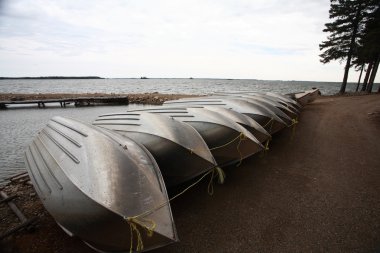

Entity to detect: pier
[0,96,129,109]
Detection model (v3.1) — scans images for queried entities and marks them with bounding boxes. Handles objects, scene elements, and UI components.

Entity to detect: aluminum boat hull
[93,112,218,187]
[164,98,288,134]
[126,107,264,166]
[24,116,177,252]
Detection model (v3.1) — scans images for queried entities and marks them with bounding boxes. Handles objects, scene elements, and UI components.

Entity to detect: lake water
[0,78,378,185]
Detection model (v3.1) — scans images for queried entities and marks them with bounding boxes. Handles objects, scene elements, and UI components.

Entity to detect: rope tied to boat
[262,117,274,130]
[209,132,246,151]
[207,166,226,195]
[235,133,247,167]
[289,117,298,127]
[124,166,225,251]
[290,117,299,141]
[264,136,272,151]
[208,132,247,167]
[124,216,156,252]
[261,118,274,154]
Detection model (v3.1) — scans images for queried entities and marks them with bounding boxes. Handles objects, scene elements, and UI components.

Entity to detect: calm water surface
[0,104,146,185]
[0,78,378,184]
[1,78,377,95]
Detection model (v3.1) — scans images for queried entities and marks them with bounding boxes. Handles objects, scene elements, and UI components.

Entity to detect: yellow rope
[262,118,274,129]
[209,132,245,151]
[290,117,298,141]
[235,133,247,167]
[289,117,298,127]
[127,219,144,252]
[125,166,225,251]
[265,137,272,151]
[207,167,226,195]
[260,119,274,157]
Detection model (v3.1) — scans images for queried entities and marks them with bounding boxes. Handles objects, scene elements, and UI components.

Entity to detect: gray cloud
[0,0,373,82]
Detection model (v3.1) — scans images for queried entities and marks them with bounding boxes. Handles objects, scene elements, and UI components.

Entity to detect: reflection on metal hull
[93,112,218,187]
[164,98,288,134]
[24,116,177,252]
[126,107,264,166]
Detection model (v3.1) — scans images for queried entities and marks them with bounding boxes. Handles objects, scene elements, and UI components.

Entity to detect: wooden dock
[0,96,129,109]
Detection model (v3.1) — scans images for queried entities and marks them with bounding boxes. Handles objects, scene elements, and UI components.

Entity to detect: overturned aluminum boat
[24,116,177,252]
[209,95,298,122]
[201,106,271,143]
[291,89,320,106]
[214,92,299,116]
[93,112,218,187]
[216,91,302,111]
[232,94,299,118]
[164,98,288,134]
[259,92,302,110]
[125,107,264,166]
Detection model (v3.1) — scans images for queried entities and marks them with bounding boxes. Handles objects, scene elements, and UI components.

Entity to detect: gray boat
[164,98,289,134]
[211,95,298,121]
[201,106,271,143]
[214,92,299,115]
[93,112,218,187]
[293,89,320,106]
[136,104,271,143]
[24,116,177,252]
[261,92,302,109]
[124,107,265,166]
[214,91,302,110]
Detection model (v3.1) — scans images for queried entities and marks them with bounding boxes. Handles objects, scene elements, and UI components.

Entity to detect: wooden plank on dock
[0,191,38,240]
[0,191,27,222]
[0,96,129,109]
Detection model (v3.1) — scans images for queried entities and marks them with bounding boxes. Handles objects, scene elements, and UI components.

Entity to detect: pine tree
[319,0,378,94]
[355,4,380,92]
[362,6,380,92]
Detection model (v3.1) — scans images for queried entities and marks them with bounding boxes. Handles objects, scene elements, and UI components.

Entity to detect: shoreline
[1,94,379,252]
[0,93,199,106]
[0,91,378,107]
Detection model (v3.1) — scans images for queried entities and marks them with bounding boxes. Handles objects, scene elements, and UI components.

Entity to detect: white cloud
[0,0,376,82]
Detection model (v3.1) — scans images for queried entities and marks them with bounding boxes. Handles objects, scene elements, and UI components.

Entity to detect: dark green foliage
[319,0,379,93]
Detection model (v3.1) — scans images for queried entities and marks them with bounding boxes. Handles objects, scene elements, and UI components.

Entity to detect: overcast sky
[0,0,376,82]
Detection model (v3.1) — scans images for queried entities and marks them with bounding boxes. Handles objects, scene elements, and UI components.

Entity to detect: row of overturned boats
[24,88,319,252]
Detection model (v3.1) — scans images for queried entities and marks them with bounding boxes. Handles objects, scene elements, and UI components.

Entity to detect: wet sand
[1,94,380,252]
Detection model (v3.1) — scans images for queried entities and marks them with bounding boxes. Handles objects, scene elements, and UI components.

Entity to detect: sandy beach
[1,93,379,252]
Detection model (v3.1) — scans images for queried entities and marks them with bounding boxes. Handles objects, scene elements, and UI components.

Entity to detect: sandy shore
[1,94,379,252]
[0,93,199,105]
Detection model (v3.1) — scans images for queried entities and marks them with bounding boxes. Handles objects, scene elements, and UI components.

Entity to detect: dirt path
[155,94,380,252]
[1,94,379,252]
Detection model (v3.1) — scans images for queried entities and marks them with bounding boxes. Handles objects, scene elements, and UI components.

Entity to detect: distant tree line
[0,76,103,80]
[319,0,379,94]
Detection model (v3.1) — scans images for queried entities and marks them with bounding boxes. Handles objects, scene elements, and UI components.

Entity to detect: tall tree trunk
[355,63,364,92]
[367,55,380,93]
[361,61,373,91]
[340,6,362,94]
